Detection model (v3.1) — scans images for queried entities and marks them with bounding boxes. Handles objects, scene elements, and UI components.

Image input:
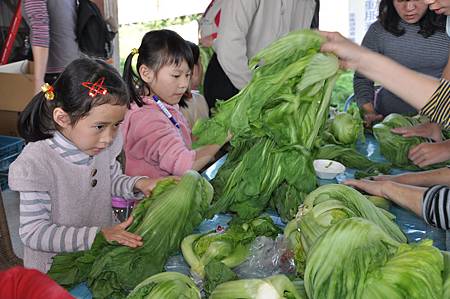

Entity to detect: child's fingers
[114,235,143,248]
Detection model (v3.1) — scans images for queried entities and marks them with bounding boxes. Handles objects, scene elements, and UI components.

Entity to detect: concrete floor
[2,189,23,259]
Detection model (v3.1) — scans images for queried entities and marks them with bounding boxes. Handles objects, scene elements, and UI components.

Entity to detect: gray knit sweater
[354,20,450,116]
[8,134,142,272]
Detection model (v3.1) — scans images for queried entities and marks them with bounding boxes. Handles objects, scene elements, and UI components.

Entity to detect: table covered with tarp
[69,134,449,298]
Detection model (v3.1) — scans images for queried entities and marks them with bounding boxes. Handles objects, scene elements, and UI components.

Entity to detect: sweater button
[91,168,97,177]
[91,179,97,187]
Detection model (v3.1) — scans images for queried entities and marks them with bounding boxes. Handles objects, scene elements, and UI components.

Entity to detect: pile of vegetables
[126,272,201,299]
[373,113,450,169]
[48,171,213,299]
[304,218,445,299]
[284,184,406,276]
[193,29,340,222]
[181,215,281,293]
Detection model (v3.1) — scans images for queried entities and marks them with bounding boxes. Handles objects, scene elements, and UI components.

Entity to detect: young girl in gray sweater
[8,58,160,273]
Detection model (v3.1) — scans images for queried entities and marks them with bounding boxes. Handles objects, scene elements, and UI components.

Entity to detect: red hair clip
[81,77,108,98]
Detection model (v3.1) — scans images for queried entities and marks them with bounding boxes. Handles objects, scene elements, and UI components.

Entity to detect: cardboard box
[0,60,34,136]
[0,60,34,112]
[0,110,19,136]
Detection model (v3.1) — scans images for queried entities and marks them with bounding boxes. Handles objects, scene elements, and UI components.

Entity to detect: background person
[354,0,450,127]
[23,0,80,93]
[203,0,319,109]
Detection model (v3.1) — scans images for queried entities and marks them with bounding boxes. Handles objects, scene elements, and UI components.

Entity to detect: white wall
[118,0,211,25]
[319,0,379,44]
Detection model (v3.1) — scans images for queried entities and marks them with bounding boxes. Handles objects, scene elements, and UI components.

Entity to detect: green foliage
[48,171,213,299]
[304,218,443,299]
[209,274,305,299]
[126,272,201,299]
[330,71,354,111]
[181,216,281,294]
[373,113,450,170]
[193,30,340,222]
[315,144,391,175]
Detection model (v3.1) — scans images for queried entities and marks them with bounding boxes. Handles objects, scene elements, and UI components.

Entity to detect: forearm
[381,181,426,217]
[442,53,450,80]
[357,50,440,111]
[192,143,222,171]
[32,45,49,93]
[390,167,450,187]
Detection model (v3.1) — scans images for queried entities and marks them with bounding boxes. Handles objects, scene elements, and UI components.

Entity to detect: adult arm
[23,0,50,93]
[320,31,440,111]
[353,23,381,110]
[214,0,258,90]
[373,166,450,187]
[344,179,425,218]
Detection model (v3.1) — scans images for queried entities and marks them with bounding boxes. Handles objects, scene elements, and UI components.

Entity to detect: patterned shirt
[420,79,450,130]
[422,185,450,230]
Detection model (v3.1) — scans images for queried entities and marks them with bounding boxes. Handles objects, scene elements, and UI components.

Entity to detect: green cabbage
[48,171,213,299]
[304,218,444,299]
[126,272,201,299]
[330,110,363,145]
[210,274,306,299]
[373,113,450,169]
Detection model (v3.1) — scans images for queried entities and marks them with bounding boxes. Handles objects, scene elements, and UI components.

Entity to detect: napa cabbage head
[329,108,363,146]
[304,218,444,299]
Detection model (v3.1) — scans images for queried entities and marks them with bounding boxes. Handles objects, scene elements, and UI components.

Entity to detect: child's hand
[134,177,179,196]
[101,216,143,248]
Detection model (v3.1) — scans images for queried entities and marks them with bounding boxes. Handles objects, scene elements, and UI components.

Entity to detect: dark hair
[378,0,445,38]
[18,58,129,142]
[123,29,194,107]
[179,40,201,108]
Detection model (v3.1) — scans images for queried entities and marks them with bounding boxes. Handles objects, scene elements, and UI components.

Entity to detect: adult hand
[408,140,450,167]
[101,216,143,248]
[391,122,442,142]
[424,0,450,15]
[364,112,384,128]
[319,31,368,70]
[344,179,389,198]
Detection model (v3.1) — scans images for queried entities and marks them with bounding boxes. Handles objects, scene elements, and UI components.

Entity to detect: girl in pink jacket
[121,30,230,178]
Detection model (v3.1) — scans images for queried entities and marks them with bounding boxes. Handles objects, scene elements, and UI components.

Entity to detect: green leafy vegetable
[304,218,444,299]
[126,272,201,299]
[373,113,450,170]
[49,171,213,299]
[209,274,305,299]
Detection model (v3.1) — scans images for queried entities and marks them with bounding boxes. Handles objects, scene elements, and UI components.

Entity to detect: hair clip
[41,83,55,101]
[131,48,139,55]
[81,77,108,98]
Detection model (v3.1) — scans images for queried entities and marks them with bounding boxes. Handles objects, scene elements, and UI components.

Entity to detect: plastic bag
[234,235,295,279]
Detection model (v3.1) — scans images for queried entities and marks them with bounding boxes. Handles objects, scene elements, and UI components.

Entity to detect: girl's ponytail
[18,91,55,142]
[122,50,144,107]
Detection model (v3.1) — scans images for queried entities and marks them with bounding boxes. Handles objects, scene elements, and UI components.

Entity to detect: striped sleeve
[23,0,50,47]
[19,191,99,253]
[422,185,450,229]
[110,159,146,199]
[420,79,450,130]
